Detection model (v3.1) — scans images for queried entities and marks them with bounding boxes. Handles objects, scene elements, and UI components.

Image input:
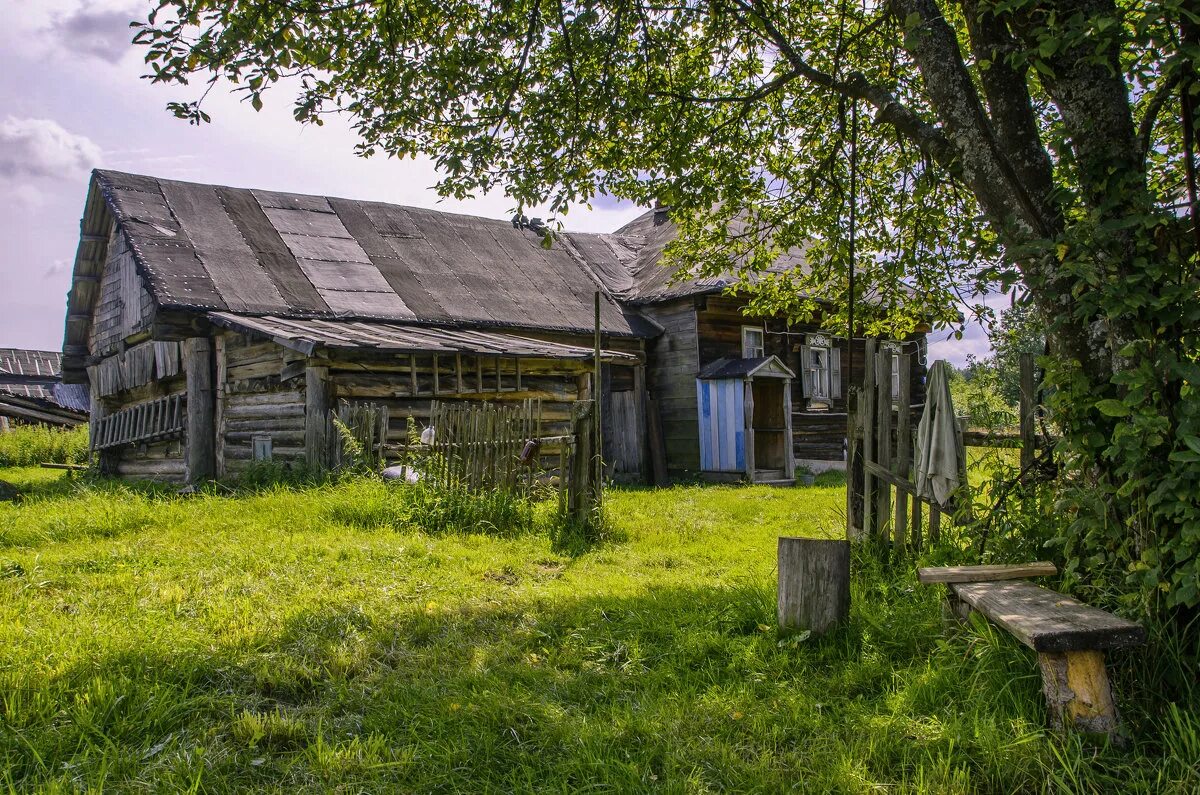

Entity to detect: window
[742,326,765,358]
[801,334,840,403]
[806,345,831,399]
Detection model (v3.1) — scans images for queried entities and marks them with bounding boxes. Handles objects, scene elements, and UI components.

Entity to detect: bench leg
[1037,650,1122,740]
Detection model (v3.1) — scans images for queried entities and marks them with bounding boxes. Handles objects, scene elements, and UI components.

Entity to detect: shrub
[0,424,89,467]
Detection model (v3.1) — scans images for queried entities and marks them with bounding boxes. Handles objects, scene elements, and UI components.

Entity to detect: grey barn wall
[641,299,701,473]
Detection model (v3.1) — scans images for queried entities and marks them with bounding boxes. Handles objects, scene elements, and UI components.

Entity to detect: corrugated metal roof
[0,349,89,415]
[94,170,651,337]
[208,313,641,363]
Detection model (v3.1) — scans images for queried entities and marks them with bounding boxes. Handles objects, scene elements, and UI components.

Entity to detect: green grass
[0,470,1196,792]
[0,424,88,468]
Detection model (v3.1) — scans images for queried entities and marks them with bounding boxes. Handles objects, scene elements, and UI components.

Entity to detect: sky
[0,0,989,366]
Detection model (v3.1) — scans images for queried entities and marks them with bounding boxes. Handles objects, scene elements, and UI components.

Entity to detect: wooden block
[949,580,1145,653]
[1039,650,1121,738]
[777,537,850,636]
[918,561,1058,585]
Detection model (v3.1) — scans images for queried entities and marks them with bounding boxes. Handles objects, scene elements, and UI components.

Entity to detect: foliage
[0,424,89,467]
[948,366,1016,431]
[1,467,1196,790]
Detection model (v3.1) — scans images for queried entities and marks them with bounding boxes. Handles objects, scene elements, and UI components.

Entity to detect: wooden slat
[918,561,1057,584]
[950,580,1145,652]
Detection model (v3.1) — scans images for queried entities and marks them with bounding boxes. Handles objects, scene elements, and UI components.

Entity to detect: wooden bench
[918,562,1146,739]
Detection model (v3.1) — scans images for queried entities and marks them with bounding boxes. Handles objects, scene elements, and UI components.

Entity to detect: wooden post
[183,337,215,483]
[777,537,851,636]
[743,378,756,482]
[862,340,877,537]
[893,352,911,554]
[846,387,860,539]
[568,400,595,520]
[875,351,893,542]
[1020,352,1036,473]
[1038,650,1121,738]
[305,364,333,471]
[593,292,603,507]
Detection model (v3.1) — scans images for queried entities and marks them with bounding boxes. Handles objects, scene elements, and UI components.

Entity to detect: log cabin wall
[104,376,188,480]
[216,332,307,478]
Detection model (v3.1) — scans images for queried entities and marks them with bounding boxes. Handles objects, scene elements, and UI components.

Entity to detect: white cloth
[914,360,966,506]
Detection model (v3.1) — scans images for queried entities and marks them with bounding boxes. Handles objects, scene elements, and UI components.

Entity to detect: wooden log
[306,365,333,470]
[918,561,1057,584]
[183,337,215,483]
[1038,650,1121,737]
[777,537,850,636]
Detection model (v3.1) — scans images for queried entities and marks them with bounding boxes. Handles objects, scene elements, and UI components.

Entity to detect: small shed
[696,356,796,484]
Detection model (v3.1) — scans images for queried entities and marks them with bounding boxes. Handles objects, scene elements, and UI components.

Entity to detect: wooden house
[60,170,927,483]
[0,349,88,428]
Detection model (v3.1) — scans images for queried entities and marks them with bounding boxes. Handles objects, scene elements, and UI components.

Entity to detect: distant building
[0,348,89,428]
[61,170,926,482]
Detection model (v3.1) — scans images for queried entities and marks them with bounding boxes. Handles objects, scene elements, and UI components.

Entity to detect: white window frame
[804,334,833,401]
[741,326,765,359]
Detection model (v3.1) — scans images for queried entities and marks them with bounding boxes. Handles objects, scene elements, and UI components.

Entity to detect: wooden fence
[333,400,390,469]
[423,399,601,519]
[847,347,1041,553]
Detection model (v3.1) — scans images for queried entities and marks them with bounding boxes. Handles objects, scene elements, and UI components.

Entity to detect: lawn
[0,468,1195,793]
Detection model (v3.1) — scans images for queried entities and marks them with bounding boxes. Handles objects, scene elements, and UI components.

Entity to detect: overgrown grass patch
[0,424,88,467]
[0,470,1194,792]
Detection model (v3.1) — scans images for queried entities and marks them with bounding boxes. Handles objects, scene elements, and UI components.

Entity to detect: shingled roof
[86,170,653,337]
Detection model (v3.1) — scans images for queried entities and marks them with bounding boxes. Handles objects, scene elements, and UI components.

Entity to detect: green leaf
[1095,399,1130,417]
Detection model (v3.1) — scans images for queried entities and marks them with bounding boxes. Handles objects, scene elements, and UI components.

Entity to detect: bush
[0,424,89,467]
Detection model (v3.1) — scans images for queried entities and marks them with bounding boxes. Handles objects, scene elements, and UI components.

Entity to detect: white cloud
[0,116,101,180]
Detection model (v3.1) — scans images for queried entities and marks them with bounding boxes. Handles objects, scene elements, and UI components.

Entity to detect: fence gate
[848,341,942,552]
[425,399,602,520]
[848,344,1041,554]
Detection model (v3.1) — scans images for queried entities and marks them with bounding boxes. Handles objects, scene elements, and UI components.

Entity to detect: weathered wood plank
[950,580,1146,652]
[918,561,1057,584]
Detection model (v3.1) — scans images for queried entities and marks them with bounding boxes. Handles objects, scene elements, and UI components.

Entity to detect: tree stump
[777,537,850,636]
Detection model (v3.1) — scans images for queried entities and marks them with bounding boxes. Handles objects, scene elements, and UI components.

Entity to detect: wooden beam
[862,340,876,537]
[918,561,1057,584]
[183,337,216,482]
[874,351,892,540]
